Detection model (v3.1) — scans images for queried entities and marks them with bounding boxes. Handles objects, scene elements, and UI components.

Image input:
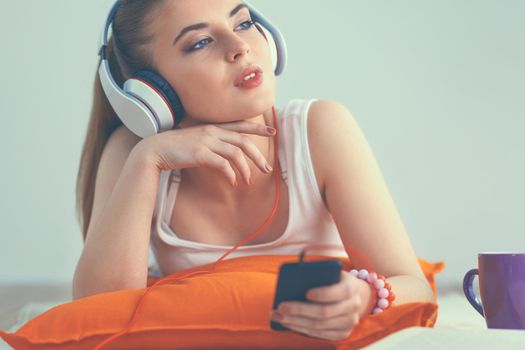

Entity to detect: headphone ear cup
[254,23,278,74]
[123,70,185,131]
[98,60,159,138]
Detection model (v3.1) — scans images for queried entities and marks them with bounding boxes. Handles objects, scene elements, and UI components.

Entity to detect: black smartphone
[270,259,342,331]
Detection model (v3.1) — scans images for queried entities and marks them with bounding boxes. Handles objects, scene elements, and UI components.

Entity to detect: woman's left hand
[270,270,373,341]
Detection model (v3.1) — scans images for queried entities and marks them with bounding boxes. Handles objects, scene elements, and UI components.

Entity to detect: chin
[238,81,276,108]
[239,93,275,118]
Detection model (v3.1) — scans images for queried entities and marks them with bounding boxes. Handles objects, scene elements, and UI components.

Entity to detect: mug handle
[462,268,484,316]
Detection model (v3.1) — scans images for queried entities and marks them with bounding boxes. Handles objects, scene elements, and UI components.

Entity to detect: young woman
[74,0,434,341]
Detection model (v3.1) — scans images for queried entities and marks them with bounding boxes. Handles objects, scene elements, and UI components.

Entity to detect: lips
[234,64,263,87]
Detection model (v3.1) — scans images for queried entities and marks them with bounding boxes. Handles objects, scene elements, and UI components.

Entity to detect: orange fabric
[0,255,444,350]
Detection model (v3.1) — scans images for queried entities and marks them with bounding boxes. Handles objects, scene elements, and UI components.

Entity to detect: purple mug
[463,252,525,330]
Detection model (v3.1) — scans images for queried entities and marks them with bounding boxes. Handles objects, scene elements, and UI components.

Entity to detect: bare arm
[308,100,434,306]
[73,126,159,299]
[73,121,276,300]
[265,101,435,342]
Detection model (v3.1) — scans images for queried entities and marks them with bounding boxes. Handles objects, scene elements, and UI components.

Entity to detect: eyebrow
[172,3,249,46]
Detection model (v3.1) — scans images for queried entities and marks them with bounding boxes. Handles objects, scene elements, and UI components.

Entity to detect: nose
[226,36,250,62]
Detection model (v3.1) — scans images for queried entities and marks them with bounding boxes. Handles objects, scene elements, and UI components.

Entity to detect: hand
[134,120,276,186]
[270,271,374,341]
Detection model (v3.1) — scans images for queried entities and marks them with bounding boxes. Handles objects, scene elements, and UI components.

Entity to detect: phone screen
[271,259,342,331]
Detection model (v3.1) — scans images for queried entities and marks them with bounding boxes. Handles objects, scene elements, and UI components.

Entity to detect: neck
[179,108,278,205]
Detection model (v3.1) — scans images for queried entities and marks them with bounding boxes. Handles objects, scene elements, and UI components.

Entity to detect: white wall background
[0,0,523,288]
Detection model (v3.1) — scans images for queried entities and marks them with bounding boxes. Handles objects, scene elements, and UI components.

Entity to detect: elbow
[72,286,88,301]
[72,279,147,300]
[72,270,147,300]
[418,276,436,303]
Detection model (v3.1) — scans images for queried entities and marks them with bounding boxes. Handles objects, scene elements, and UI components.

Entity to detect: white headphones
[97,0,288,138]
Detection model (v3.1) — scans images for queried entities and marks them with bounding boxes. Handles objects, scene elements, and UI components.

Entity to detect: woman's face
[150,0,277,125]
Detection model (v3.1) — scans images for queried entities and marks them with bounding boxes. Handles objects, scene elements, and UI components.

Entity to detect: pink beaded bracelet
[349,269,396,314]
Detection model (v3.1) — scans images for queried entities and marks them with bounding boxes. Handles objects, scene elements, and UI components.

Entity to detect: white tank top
[148,98,345,276]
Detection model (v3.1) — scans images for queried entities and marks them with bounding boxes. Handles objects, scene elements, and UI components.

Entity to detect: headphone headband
[98,0,120,60]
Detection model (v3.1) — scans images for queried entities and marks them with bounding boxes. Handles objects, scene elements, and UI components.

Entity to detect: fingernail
[266,127,276,135]
[270,311,283,321]
[265,164,273,173]
[271,312,283,321]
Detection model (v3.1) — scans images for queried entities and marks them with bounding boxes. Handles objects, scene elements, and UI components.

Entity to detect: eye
[189,38,211,52]
[236,20,255,31]
[186,20,256,52]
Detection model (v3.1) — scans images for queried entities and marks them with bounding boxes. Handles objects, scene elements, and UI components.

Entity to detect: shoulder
[98,124,143,191]
[307,99,355,131]
[307,99,357,206]
[98,124,143,176]
[105,124,143,155]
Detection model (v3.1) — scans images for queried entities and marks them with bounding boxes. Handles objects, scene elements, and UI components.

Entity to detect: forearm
[73,150,161,299]
[357,274,434,318]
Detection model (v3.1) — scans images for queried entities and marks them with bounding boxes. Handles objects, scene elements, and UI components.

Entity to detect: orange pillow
[0,255,444,350]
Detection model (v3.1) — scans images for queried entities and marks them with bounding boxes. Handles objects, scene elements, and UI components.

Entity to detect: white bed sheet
[362,292,525,349]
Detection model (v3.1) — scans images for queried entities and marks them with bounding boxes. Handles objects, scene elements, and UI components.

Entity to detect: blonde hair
[75,0,164,240]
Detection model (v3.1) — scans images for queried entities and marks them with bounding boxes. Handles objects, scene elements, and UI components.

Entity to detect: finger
[306,273,356,304]
[280,322,353,342]
[208,140,252,185]
[215,120,276,137]
[212,129,273,175]
[277,298,357,320]
[195,148,237,186]
[275,311,359,331]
